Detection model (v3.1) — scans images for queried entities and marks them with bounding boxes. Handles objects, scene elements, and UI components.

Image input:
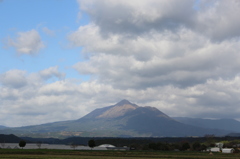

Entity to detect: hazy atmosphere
[1,0,240,127]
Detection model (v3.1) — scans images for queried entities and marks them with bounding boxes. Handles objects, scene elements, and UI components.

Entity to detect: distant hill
[226,133,240,137]
[173,117,240,132]
[0,125,7,130]
[0,100,231,138]
[0,134,22,143]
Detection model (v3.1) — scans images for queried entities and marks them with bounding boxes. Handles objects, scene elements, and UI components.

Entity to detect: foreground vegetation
[0,149,240,159]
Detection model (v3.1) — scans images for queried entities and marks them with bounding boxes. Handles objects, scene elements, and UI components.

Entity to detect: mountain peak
[115,99,132,106]
[96,100,138,119]
[81,100,138,120]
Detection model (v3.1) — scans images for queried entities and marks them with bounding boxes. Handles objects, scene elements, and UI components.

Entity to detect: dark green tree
[88,139,96,150]
[192,141,201,151]
[200,144,207,151]
[19,140,26,149]
[149,143,157,150]
[181,142,190,151]
[172,143,181,150]
[209,143,215,147]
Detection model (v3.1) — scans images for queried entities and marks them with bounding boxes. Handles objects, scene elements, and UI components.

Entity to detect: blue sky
[1,0,240,127]
[1,0,88,80]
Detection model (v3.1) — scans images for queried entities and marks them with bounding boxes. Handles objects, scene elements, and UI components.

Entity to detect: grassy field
[0,149,240,159]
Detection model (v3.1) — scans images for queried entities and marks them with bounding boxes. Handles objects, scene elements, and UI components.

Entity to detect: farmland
[0,149,239,159]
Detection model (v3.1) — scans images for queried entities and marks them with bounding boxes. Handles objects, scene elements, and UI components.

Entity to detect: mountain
[173,117,240,132]
[226,133,240,137]
[0,100,231,138]
[0,134,22,143]
[0,125,7,130]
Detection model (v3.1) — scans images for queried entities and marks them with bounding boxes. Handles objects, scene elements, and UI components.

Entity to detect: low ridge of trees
[181,142,190,151]
[2,135,240,152]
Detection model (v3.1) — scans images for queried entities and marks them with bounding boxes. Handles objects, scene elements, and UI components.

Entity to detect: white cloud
[196,0,240,41]
[77,0,195,36]
[39,66,65,81]
[7,29,45,55]
[71,0,240,89]
[77,0,240,41]
[0,67,69,126]
[42,27,55,36]
[70,25,240,88]
[1,67,240,127]
[0,70,28,88]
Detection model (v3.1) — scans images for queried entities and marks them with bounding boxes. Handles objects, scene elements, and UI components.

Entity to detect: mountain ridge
[0,125,7,129]
[0,100,235,138]
[173,117,240,133]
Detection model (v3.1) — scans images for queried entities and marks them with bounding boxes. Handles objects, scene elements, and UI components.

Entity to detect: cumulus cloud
[0,67,67,126]
[196,0,240,41]
[0,66,65,89]
[77,0,240,41]
[78,0,195,36]
[42,27,55,36]
[39,66,65,81]
[2,68,240,127]
[0,70,28,88]
[70,0,240,88]
[7,29,45,55]
[70,25,240,88]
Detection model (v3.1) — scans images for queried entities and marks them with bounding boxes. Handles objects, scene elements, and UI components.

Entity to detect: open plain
[0,149,240,159]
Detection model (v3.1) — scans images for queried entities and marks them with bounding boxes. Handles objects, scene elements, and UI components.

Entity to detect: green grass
[0,149,240,159]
